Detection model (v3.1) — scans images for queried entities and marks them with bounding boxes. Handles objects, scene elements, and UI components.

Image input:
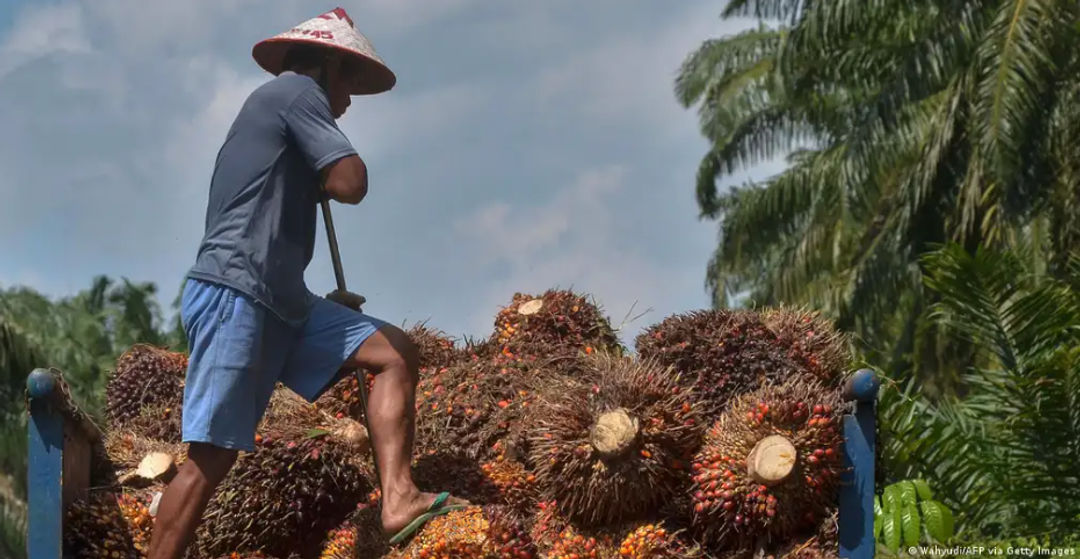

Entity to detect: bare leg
[148,443,237,559]
[345,325,467,534]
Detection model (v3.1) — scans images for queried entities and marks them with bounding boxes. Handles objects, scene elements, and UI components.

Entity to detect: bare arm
[321,154,368,205]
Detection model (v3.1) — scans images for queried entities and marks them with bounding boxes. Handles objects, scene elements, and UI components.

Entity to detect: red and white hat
[252,7,396,95]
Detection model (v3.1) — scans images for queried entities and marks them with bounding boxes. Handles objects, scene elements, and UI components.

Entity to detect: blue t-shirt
[187,71,356,327]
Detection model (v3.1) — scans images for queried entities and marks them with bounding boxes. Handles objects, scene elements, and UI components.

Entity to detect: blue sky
[0,1,778,346]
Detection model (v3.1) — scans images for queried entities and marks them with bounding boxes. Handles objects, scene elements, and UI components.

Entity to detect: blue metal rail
[25,368,103,559]
[25,367,880,558]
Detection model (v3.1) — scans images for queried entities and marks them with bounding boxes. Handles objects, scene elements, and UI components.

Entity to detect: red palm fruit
[761,307,849,385]
[105,344,188,442]
[616,522,703,558]
[491,289,623,370]
[480,455,540,513]
[414,359,545,461]
[689,377,846,547]
[318,507,387,559]
[634,310,805,419]
[65,491,155,558]
[392,506,536,559]
[194,435,371,558]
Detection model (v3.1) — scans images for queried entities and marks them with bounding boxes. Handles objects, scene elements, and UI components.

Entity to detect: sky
[0,1,780,348]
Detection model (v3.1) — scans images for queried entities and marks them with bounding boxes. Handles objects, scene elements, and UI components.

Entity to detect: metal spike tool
[319,195,382,490]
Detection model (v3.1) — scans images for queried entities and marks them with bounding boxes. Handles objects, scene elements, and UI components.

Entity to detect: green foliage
[913,479,933,501]
[0,276,185,509]
[0,276,172,418]
[877,246,1080,539]
[875,496,883,539]
[876,479,956,551]
[0,499,25,559]
[920,501,955,544]
[881,508,901,550]
[678,0,1080,382]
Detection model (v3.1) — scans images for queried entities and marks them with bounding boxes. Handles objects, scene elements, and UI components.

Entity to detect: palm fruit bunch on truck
[63,289,850,559]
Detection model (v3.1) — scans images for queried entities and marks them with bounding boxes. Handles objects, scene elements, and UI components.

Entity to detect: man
[148,9,464,559]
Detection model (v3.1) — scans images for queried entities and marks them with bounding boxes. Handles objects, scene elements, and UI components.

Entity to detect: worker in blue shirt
[148,9,465,559]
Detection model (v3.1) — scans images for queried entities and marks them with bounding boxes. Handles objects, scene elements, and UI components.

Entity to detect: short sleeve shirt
[187,71,356,327]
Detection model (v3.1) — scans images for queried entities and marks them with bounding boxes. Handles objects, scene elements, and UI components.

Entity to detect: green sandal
[387,492,469,545]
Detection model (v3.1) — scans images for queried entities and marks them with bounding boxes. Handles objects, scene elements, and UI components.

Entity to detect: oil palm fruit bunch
[390,506,536,559]
[480,454,540,512]
[528,500,567,552]
[258,389,371,457]
[529,501,617,559]
[542,524,618,559]
[795,511,840,559]
[689,378,845,546]
[484,508,537,559]
[405,322,465,371]
[771,536,838,559]
[319,527,357,559]
[415,360,538,460]
[315,372,373,421]
[105,344,188,441]
[413,450,501,506]
[64,491,154,558]
[760,308,848,385]
[493,290,622,367]
[528,353,704,526]
[616,523,702,559]
[319,507,387,559]
[196,434,372,558]
[634,310,801,417]
[261,388,329,437]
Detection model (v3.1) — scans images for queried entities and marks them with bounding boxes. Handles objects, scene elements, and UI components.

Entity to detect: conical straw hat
[252,7,396,95]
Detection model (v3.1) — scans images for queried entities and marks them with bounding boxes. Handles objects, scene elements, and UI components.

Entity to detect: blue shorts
[179,278,387,452]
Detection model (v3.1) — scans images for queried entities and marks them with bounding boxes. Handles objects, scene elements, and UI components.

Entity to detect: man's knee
[382,325,420,375]
[352,325,420,376]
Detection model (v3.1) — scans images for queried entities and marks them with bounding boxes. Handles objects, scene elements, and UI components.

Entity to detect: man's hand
[326,289,366,312]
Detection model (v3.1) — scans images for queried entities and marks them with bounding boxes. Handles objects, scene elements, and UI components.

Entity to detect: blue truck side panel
[27,392,63,559]
[839,368,881,559]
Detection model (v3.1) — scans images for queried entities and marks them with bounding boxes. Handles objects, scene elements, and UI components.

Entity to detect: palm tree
[0,276,170,413]
[0,276,176,558]
[878,245,1080,539]
[676,0,1080,381]
[0,318,40,559]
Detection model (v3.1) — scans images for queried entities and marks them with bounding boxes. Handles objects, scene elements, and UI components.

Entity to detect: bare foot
[381,490,470,536]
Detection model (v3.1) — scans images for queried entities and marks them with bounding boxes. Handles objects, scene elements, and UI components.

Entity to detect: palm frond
[675,25,784,108]
[968,0,1074,241]
[886,245,1080,535]
[721,0,803,23]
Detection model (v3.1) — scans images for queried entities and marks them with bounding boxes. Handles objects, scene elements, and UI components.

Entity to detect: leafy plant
[876,246,1080,539]
[875,479,955,551]
[677,0,1080,382]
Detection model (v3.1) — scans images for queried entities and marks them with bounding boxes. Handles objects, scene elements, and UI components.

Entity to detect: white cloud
[0,3,91,78]
[453,165,624,266]
[531,2,751,138]
[450,165,681,343]
[359,0,480,33]
[339,81,492,159]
